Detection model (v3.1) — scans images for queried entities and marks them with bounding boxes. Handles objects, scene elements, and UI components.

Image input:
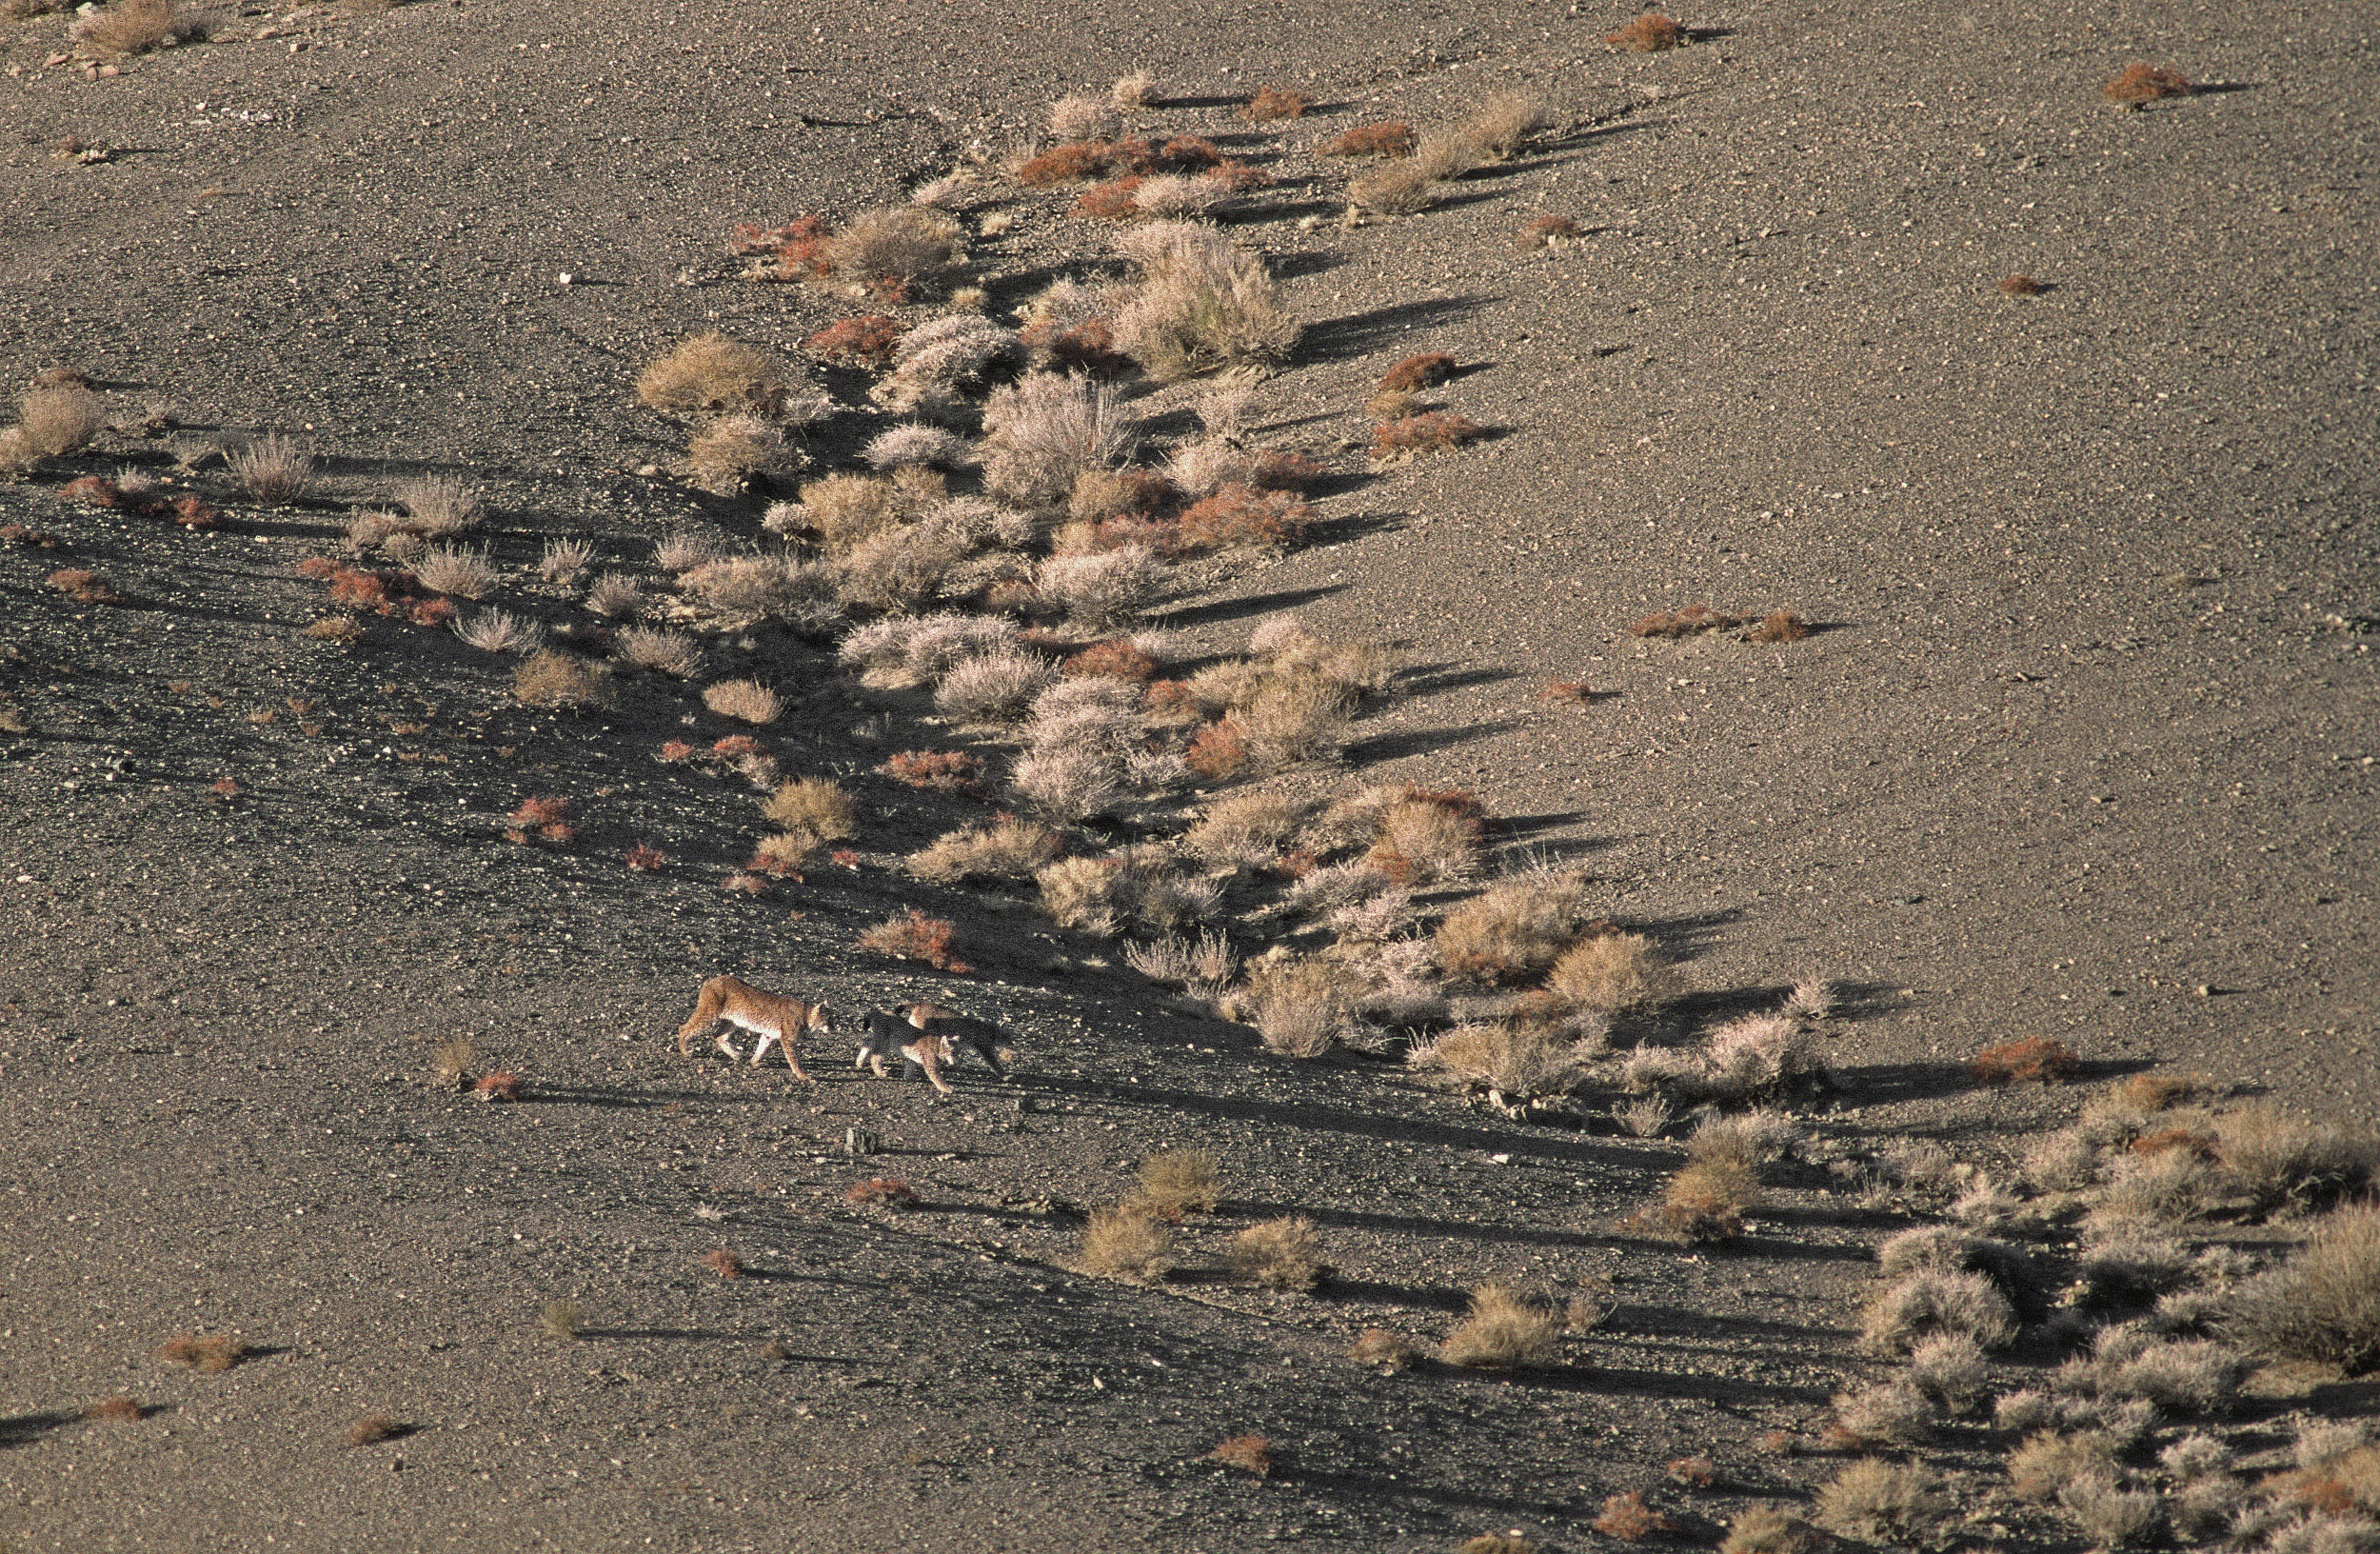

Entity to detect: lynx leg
[745,1030,778,1066]
[715,1030,746,1062]
[914,1041,953,1096]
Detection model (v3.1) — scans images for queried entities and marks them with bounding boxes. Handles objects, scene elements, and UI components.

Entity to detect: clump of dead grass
[1228,1217,1321,1290]
[637,332,792,417]
[1439,1284,1562,1368]
[1081,1204,1175,1280]
[1812,1459,1950,1545]
[1137,1148,1221,1216]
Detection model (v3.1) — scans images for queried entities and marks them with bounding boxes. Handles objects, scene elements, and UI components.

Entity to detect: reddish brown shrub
[46,568,124,605]
[856,908,969,973]
[1240,85,1308,122]
[1607,13,1685,50]
[701,1250,744,1279]
[1243,449,1324,492]
[625,844,668,871]
[346,1414,402,1445]
[1172,485,1314,552]
[805,314,903,364]
[1628,605,1746,638]
[1970,1038,2082,1084]
[1542,680,1597,706]
[1185,717,1254,780]
[1744,611,1807,643]
[509,797,572,840]
[2104,64,2192,104]
[846,1178,920,1207]
[727,214,829,276]
[406,597,457,629]
[1373,411,1482,456]
[1519,215,1583,249]
[1380,353,1457,392]
[2131,1126,2218,1159]
[85,1395,146,1423]
[1016,141,1114,186]
[473,1071,523,1102]
[168,493,219,529]
[2,524,62,548]
[1320,122,1416,158]
[882,749,986,793]
[1667,1455,1717,1487]
[1155,135,1223,169]
[1073,177,1147,220]
[1065,639,1160,683]
[1206,1433,1273,1475]
[1594,1491,1679,1540]
[63,475,123,508]
[1999,274,2049,297]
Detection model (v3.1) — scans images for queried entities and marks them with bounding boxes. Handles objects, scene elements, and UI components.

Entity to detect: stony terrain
[1,0,2375,1551]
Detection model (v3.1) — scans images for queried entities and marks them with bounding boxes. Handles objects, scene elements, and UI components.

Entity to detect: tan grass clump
[906,817,1065,885]
[538,1299,585,1339]
[2009,1431,2118,1503]
[1720,1506,1822,1554]
[512,649,610,709]
[1436,867,1601,983]
[704,679,782,725]
[156,1333,248,1372]
[14,383,101,458]
[1812,1459,1950,1545]
[1081,1205,1174,1280]
[816,207,966,301]
[1206,1432,1272,1475]
[1228,1216,1321,1290]
[1350,1327,1421,1369]
[1544,930,1683,1011]
[1111,222,1299,380]
[2219,1201,2380,1372]
[1138,1148,1221,1216]
[230,433,313,504]
[1439,1284,1561,1368]
[70,0,206,58]
[1407,1025,1595,1113]
[637,332,790,417]
[762,778,856,843]
[1593,1491,1678,1541]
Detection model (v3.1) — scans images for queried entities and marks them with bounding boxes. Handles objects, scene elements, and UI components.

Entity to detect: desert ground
[1,0,2375,1550]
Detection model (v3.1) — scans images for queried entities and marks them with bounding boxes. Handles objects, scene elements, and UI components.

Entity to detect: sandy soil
[1,0,2374,1549]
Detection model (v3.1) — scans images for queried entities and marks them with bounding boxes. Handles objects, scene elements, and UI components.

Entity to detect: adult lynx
[672,975,832,1080]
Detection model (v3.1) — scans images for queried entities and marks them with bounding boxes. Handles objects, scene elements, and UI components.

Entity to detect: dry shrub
[700,1249,744,1279]
[1366,792,1483,884]
[2009,1431,2117,1502]
[1206,1432,1272,1476]
[538,1299,585,1339]
[2219,1202,2380,1372]
[1350,1327,1420,1369]
[1229,1217,1321,1290]
[907,817,1064,885]
[846,1178,921,1208]
[763,779,856,842]
[882,749,983,793]
[638,332,789,416]
[1519,214,1583,249]
[1594,1491,1678,1541]
[157,1333,248,1373]
[1373,411,1483,459]
[1381,353,1457,392]
[2117,1069,2219,1111]
[807,314,902,364]
[1544,931,1681,1011]
[2212,1105,2379,1215]
[1972,1037,2083,1084]
[855,909,968,973]
[1240,84,1308,121]
[1081,1204,1174,1280]
[1465,93,1549,158]
[814,207,965,300]
[513,649,609,709]
[1440,1284,1561,1369]
[414,546,497,599]
[2000,273,2050,297]
[1173,485,1315,553]
[1635,1158,1759,1243]
[1321,121,1417,158]
[1812,1459,1949,1545]
[704,679,782,725]
[793,472,901,555]
[686,414,792,493]
[70,0,206,57]
[15,383,101,457]
[46,568,126,606]
[1860,1268,2017,1355]
[1408,1025,1595,1112]
[2059,1473,2162,1548]
[1829,1378,1937,1447]
[1458,1535,1537,1554]
[1607,12,1685,50]
[1349,160,1441,215]
[1744,611,1808,643]
[1112,222,1299,379]
[1667,1456,1716,1488]
[1436,867,1599,983]
[1138,1148,1221,1216]
[1720,1505,1822,1554]
[747,831,816,878]
[473,1071,522,1102]
[2104,64,2192,105]
[618,627,704,679]
[231,433,313,504]
[85,1395,146,1423]
[1110,70,1158,110]
[346,1414,402,1446]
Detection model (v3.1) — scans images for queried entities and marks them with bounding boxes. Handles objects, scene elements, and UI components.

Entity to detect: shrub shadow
[1302,296,1497,364]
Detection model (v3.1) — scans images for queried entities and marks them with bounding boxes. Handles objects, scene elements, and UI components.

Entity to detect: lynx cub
[673,975,832,1080]
[850,1006,1011,1095]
